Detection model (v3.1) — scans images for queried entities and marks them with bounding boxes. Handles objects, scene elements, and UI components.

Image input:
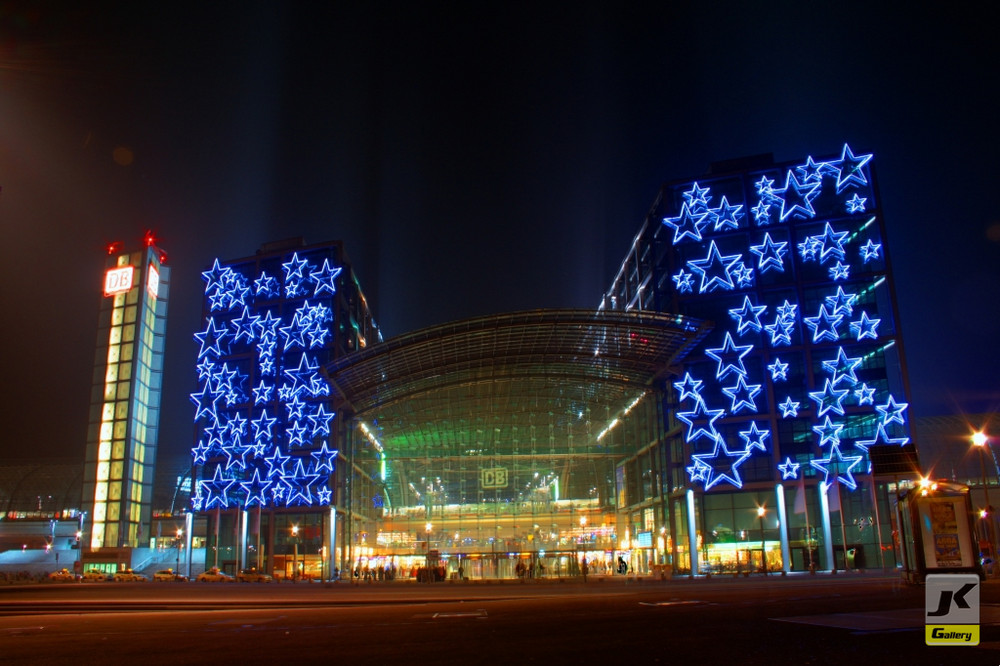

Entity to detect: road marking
[639,600,705,607]
[431,610,488,619]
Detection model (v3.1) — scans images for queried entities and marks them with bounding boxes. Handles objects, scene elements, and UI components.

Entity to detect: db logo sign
[104,266,134,296]
[480,468,508,489]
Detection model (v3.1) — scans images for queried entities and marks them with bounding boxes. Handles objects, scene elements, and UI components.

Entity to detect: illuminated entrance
[325,309,710,579]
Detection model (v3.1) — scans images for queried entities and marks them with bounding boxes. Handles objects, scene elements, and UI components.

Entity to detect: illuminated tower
[82,232,170,550]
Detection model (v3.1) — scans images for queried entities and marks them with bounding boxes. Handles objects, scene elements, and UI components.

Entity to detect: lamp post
[175,528,183,573]
[291,525,300,581]
[973,432,995,573]
[757,506,768,575]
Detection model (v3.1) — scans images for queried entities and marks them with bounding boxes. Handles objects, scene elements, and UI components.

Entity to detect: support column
[686,489,699,575]
[819,485,834,571]
[776,484,791,574]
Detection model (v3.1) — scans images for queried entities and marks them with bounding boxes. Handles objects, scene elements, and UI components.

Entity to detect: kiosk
[898,480,984,584]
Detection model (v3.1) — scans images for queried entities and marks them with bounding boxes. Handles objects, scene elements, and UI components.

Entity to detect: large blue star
[190,380,223,423]
[803,304,844,343]
[287,420,310,448]
[821,347,862,387]
[738,422,771,452]
[676,398,726,443]
[722,375,763,414]
[850,312,881,341]
[281,252,310,281]
[816,222,850,264]
[705,332,754,380]
[687,241,742,293]
[709,196,744,231]
[307,404,335,438]
[230,307,260,344]
[825,287,858,317]
[254,271,279,298]
[777,171,820,221]
[813,416,845,448]
[728,296,768,336]
[191,439,211,465]
[200,465,235,509]
[663,202,710,245]
[251,410,278,442]
[672,372,704,403]
[240,468,272,507]
[876,395,909,427]
[252,380,273,406]
[284,458,320,506]
[310,441,338,473]
[284,353,320,397]
[833,144,873,193]
[264,446,290,478]
[691,436,753,490]
[749,232,788,273]
[808,379,850,417]
[681,182,711,210]
[811,443,863,492]
[311,259,343,297]
[194,317,229,359]
[201,259,233,294]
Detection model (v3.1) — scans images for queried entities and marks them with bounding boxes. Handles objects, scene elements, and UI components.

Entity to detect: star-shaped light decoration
[687,459,712,483]
[833,144,873,193]
[709,196,744,231]
[754,175,776,197]
[190,380,223,423]
[200,465,235,509]
[286,420,310,448]
[722,375,763,413]
[311,441,338,474]
[264,446,290,478]
[816,223,851,264]
[767,358,789,381]
[738,422,771,452]
[252,380,273,406]
[846,194,867,213]
[281,252,310,282]
[751,200,772,224]
[777,170,820,222]
[778,457,801,480]
[307,404,335,438]
[311,259,343,297]
[254,271,279,298]
[672,372,704,403]
[749,232,788,273]
[202,259,234,294]
[663,203,710,245]
[317,486,333,504]
[284,458,321,506]
[859,239,882,263]
[681,182,711,210]
[853,383,877,406]
[808,378,850,417]
[825,287,858,317]
[686,241,742,293]
[192,439,212,465]
[803,304,844,343]
[813,416,845,448]
[194,317,230,359]
[856,423,910,451]
[731,262,754,288]
[284,353,320,397]
[829,261,850,281]
[230,307,260,345]
[764,314,794,347]
[676,398,726,443]
[672,270,695,293]
[691,436,753,490]
[850,312,881,341]
[251,410,277,442]
[811,443,863,492]
[875,395,909,427]
[728,296,768,336]
[705,332,754,380]
[821,347,862,387]
[241,468,272,507]
[778,397,800,418]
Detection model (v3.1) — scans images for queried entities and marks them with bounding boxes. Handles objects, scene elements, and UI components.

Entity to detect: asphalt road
[1,574,997,664]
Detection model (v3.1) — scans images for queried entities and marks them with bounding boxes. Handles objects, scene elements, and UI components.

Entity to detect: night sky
[1,2,998,470]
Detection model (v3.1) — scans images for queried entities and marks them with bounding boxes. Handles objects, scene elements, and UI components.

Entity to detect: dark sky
[1,2,998,469]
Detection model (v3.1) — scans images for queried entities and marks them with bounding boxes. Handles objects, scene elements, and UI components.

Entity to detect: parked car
[48,568,80,582]
[196,567,234,582]
[112,569,148,582]
[83,568,111,582]
[153,569,188,582]
[236,568,273,583]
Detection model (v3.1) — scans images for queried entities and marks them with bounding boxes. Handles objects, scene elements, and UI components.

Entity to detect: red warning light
[107,241,124,255]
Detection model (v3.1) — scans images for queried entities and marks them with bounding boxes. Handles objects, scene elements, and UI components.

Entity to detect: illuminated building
[189,238,380,578]
[82,233,170,550]
[601,144,915,574]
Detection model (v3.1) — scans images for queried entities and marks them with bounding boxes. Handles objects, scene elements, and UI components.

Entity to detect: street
[1,574,997,664]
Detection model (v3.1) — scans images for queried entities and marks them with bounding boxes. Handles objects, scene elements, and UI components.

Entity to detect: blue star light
[687,241,742,293]
[691,436,753,490]
[311,259,343,297]
[833,144,873,193]
[821,347,862,387]
[828,261,850,281]
[738,422,771,452]
[672,373,704,403]
[728,296,767,335]
[241,469,272,507]
[767,358,789,381]
[200,465,235,509]
[251,410,277,442]
[751,200,772,224]
[778,457,801,480]
[682,182,711,209]
[676,398,726,443]
[777,171,820,221]
[663,203,709,245]
[808,379,850,417]
[803,305,844,343]
[846,194,867,213]
[850,312,881,341]
[854,383,877,406]
[722,375,763,413]
[672,270,695,293]
[709,196,744,231]
[281,252,310,282]
[778,397,800,418]
[825,287,858,317]
[876,395,909,427]
[254,272,279,298]
[749,233,788,273]
[310,441,338,473]
[705,332,753,380]
[194,318,229,359]
[859,240,882,263]
[811,443,863,492]
[856,423,910,451]
[813,416,845,448]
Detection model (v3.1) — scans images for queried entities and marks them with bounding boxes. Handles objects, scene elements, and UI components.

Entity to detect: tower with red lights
[82,232,170,551]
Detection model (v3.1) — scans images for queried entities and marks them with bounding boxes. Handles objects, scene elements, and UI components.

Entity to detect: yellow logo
[926,625,979,645]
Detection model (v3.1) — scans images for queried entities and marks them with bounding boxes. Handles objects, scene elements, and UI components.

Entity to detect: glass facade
[83,238,170,549]
[602,144,913,574]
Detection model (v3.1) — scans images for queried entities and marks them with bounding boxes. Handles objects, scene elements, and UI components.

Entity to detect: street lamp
[757,506,768,575]
[291,525,300,581]
[973,432,995,571]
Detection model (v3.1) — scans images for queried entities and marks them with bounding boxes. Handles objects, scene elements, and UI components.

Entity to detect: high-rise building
[603,144,914,573]
[82,232,170,550]
[189,238,380,578]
